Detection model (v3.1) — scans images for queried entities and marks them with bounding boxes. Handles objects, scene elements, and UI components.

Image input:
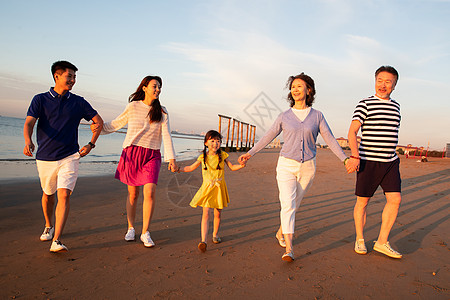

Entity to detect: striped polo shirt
[352,96,401,162]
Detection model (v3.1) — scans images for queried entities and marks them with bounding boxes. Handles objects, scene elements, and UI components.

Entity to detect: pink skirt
[115,145,162,186]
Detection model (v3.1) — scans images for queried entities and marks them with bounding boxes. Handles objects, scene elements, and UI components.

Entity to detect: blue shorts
[355,158,401,197]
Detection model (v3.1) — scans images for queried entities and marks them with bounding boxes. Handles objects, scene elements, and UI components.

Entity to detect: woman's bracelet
[350,155,361,160]
[344,157,349,165]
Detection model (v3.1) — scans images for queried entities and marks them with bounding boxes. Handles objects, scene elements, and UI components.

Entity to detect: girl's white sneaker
[140,231,155,247]
[124,227,135,241]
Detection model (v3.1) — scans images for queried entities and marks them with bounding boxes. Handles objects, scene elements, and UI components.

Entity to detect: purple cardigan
[248,108,347,162]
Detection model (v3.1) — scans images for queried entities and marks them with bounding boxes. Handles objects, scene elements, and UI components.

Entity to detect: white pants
[36,153,81,195]
[276,156,316,234]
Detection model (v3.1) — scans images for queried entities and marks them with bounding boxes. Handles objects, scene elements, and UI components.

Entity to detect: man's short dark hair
[51,61,78,77]
[375,65,399,82]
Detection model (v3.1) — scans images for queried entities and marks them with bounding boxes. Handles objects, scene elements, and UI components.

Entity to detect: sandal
[212,236,222,244]
[282,251,294,262]
[198,242,207,252]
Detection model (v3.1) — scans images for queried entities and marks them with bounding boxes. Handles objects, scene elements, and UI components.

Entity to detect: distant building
[336,137,348,148]
[396,145,408,152]
[336,137,361,148]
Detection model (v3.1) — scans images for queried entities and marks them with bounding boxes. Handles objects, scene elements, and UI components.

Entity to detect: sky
[0,0,449,150]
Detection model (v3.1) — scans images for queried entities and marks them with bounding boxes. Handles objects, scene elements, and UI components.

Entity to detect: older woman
[239,73,348,262]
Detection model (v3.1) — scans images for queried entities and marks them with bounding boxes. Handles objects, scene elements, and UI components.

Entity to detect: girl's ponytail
[216,148,222,170]
[203,145,208,170]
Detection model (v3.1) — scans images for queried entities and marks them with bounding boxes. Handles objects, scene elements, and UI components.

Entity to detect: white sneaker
[140,231,155,248]
[124,227,136,241]
[40,227,54,241]
[373,241,402,259]
[50,240,68,252]
[354,239,367,254]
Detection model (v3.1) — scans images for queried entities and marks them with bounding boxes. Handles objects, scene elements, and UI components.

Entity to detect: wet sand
[0,149,448,299]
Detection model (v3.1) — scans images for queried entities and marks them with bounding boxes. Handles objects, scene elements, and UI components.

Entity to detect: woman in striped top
[94,76,178,248]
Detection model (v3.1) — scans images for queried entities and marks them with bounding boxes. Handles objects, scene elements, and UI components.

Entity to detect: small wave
[0,158,35,162]
[79,160,119,164]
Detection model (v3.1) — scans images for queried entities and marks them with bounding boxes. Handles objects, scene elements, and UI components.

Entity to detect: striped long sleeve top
[101,101,176,162]
[352,96,401,162]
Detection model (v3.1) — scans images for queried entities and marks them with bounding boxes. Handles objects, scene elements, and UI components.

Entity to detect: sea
[0,116,204,181]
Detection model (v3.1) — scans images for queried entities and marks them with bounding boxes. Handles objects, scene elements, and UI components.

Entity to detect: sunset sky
[1,0,449,150]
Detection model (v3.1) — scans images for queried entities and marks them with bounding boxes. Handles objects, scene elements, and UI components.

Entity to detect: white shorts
[36,152,81,195]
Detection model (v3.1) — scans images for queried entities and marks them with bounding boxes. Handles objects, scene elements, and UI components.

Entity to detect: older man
[346,66,402,258]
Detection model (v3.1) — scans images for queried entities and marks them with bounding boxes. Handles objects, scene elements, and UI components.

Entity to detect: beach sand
[0,149,448,299]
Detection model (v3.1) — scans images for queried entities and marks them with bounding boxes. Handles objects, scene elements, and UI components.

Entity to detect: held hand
[345,162,352,173]
[238,153,251,165]
[90,123,101,133]
[168,160,178,173]
[346,158,360,174]
[23,143,35,157]
[79,145,92,157]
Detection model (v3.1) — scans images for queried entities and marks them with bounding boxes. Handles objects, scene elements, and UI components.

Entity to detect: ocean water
[0,116,204,180]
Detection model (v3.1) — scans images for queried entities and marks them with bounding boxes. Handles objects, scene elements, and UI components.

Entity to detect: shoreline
[2,148,447,183]
[0,149,449,299]
[0,156,200,183]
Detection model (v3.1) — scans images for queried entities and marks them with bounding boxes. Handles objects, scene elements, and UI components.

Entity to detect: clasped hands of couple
[345,157,360,174]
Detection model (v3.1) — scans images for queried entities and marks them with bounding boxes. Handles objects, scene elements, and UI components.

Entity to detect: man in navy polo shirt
[23,61,103,252]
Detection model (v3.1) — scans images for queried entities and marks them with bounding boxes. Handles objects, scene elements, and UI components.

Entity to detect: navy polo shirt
[27,88,98,161]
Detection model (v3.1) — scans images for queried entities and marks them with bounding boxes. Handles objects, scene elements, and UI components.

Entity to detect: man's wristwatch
[88,142,96,148]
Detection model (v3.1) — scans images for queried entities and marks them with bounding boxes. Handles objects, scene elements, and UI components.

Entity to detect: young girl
[179,130,244,252]
[93,75,178,248]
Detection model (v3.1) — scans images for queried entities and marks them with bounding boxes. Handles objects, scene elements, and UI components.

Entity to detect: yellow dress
[190,152,230,209]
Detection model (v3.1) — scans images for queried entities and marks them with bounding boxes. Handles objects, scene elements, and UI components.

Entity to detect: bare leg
[276,225,286,248]
[53,188,71,241]
[201,207,211,243]
[142,183,156,234]
[41,193,55,228]
[213,208,222,238]
[276,225,283,238]
[377,192,401,244]
[127,186,139,229]
[284,233,294,253]
[354,196,370,240]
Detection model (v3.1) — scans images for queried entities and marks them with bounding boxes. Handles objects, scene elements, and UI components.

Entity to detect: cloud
[346,34,380,48]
